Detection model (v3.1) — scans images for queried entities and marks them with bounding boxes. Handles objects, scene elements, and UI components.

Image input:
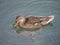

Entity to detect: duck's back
[25,16,41,24]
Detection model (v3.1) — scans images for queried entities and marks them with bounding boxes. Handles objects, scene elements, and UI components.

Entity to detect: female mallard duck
[13,15,54,30]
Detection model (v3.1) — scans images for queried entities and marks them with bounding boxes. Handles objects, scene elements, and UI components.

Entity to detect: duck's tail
[46,15,54,24]
[41,15,54,25]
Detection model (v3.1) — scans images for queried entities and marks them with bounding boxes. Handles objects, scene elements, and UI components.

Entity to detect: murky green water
[0,0,60,45]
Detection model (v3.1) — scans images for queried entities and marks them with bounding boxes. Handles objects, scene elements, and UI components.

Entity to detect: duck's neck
[19,20,26,27]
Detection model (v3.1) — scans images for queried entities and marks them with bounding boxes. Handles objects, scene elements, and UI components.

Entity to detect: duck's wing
[25,16,41,24]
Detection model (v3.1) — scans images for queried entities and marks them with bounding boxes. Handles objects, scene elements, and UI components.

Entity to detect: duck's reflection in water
[20,31,37,41]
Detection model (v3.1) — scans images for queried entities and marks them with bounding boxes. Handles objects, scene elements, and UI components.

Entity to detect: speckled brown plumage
[14,15,54,29]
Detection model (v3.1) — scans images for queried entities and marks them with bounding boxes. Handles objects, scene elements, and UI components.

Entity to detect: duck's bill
[41,15,54,25]
[13,23,18,27]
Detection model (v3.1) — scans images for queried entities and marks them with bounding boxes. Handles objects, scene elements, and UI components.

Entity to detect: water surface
[0,0,60,45]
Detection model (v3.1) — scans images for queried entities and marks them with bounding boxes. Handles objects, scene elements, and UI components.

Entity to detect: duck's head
[14,16,26,27]
[16,16,26,23]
